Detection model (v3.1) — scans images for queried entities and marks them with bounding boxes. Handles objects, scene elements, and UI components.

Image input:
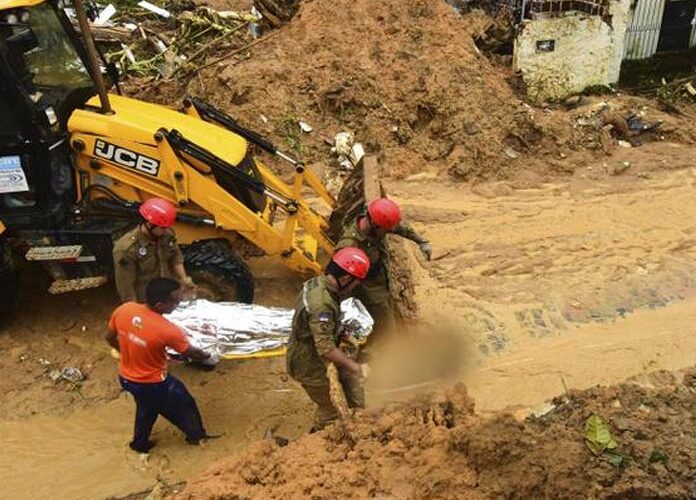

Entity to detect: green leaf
[584,415,618,456]
[602,450,626,468]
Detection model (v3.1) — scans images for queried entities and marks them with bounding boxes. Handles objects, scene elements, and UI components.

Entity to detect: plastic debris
[333,131,354,157]
[152,37,168,53]
[122,43,137,64]
[49,367,85,384]
[299,121,313,133]
[94,4,117,26]
[331,132,365,170]
[137,1,172,18]
[249,5,263,38]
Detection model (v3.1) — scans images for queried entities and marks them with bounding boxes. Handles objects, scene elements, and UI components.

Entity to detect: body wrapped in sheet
[165,298,373,359]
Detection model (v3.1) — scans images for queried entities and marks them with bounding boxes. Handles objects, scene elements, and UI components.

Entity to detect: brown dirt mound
[176,369,696,499]
[131,0,696,183]
[139,0,543,180]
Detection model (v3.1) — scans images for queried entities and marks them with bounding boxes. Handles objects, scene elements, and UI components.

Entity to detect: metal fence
[483,0,610,24]
[525,0,610,17]
[623,0,664,59]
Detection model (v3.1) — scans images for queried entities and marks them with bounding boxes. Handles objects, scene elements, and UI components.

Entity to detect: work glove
[419,241,433,261]
[359,363,371,380]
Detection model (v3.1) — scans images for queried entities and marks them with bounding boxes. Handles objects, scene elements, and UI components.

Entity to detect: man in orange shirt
[106,277,217,453]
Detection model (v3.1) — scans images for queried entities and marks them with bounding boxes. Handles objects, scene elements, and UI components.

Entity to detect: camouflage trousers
[355,268,396,337]
[299,368,365,429]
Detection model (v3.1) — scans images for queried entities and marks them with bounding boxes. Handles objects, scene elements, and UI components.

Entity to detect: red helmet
[332,247,370,280]
[139,198,177,228]
[367,198,401,230]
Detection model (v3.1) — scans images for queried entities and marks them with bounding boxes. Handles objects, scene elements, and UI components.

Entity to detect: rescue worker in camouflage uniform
[287,247,372,430]
[335,198,432,333]
[113,197,195,303]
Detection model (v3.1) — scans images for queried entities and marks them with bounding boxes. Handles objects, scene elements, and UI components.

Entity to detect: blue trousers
[119,374,206,451]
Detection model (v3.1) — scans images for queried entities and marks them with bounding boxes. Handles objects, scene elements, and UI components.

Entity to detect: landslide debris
[128,0,696,184]
[136,0,546,181]
[176,368,696,499]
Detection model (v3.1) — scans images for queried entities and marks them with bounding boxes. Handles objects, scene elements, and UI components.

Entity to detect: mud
[178,369,696,499]
[404,141,696,343]
[0,259,310,500]
[6,144,696,499]
[4,1,696,498]
[131,0,696,184]
[178,142,696,498]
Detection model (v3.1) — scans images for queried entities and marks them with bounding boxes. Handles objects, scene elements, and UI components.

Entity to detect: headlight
[5,13,19,24]
[20,10,30,23]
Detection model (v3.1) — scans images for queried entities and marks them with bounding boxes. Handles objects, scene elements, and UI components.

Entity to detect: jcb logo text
[94,139,160,177]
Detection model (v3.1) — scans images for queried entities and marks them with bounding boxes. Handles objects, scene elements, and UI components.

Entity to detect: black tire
[183,239,254,303]
[0,238,18,323]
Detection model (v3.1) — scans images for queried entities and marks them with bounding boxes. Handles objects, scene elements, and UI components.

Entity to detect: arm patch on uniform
[318,311,333,330]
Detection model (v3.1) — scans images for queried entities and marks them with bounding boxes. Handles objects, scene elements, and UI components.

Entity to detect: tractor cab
[0,0,96,229]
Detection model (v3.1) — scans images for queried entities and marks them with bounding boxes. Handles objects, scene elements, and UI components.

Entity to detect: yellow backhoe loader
[0,0,370,319]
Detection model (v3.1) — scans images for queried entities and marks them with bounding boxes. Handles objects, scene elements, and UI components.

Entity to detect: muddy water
[467,297,696,412]
[0,258,306,500]
[5,144,696,498]
[0,359,309,500]
[392,142,696,412]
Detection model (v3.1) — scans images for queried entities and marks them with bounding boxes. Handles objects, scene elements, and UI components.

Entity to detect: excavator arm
[68,94,335,276]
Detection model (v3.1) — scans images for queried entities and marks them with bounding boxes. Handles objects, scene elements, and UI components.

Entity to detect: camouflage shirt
[112,227,184,303]
[286,275,341,382]
[335,215,423,279]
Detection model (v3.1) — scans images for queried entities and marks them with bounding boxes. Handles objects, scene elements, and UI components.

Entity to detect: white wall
[513,0,631,103]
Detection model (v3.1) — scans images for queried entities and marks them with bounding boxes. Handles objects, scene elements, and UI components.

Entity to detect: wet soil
[5,143,696,499]
[5,0,696,498]
[178,369,696,499]
[133,0,696,183]
[176,140,696,498]
[0,259,309,500]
